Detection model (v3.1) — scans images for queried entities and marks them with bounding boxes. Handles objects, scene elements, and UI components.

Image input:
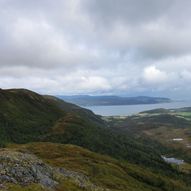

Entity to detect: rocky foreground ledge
[0,150,57,189]
[0,149,108,191]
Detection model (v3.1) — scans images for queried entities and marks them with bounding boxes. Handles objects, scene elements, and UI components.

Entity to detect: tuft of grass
[2,183,46,191]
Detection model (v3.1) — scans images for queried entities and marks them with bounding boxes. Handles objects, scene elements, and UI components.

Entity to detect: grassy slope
[0,89,190,190]
[0,89,103,144]
[8,142,191,191]
[0,89,174,173]
[0,89,64,144]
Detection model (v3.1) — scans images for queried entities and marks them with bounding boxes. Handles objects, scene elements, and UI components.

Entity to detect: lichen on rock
[0,149,109,191]
[0,150,57,188]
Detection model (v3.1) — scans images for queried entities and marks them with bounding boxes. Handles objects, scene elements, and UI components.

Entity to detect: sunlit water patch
[162,156,184,165]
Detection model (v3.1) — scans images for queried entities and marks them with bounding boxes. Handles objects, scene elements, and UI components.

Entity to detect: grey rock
[0,150,58,188]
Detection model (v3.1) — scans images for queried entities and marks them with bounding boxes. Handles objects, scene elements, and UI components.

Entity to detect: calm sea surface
[84,101,191,116]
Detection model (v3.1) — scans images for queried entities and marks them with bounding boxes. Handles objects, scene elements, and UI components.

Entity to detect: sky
[0,0,191,98]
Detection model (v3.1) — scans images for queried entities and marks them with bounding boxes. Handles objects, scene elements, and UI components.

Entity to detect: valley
[0,89,191,191]
[1,0,190,191]
[105,108,191,174]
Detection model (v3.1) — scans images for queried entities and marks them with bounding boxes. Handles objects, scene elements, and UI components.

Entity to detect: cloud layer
[0,0,191,97]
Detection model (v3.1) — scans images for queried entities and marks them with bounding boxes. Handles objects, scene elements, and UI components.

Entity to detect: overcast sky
[0,0,191,98]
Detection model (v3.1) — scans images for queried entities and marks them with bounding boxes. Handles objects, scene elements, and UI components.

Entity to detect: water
[85,101,191,116]
[162,156,184,165]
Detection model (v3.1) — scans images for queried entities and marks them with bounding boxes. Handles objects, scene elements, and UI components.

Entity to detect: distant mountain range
[58,95,171,106]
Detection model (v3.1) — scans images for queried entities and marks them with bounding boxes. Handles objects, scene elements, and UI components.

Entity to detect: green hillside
[106,108,191,174]
[7,142,191,191]
[0,89,191,191]
[0,89,173,173]
[0,89,103,144]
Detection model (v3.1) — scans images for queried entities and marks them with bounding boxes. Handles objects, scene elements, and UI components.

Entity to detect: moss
[3,183,46,191]
[55,180,84,191]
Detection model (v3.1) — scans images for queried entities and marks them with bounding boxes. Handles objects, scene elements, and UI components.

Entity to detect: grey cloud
[0,0,191,97]
[84,0,191,59]
[84,0,173,25]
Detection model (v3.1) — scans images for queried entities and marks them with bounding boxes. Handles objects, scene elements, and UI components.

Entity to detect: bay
[84,101,191,116]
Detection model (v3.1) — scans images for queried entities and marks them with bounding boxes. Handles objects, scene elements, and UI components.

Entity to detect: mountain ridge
[0,88,190,191]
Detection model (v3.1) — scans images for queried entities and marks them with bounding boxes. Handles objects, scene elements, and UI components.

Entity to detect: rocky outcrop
[0,150,57,188]
[0,149,109,191]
